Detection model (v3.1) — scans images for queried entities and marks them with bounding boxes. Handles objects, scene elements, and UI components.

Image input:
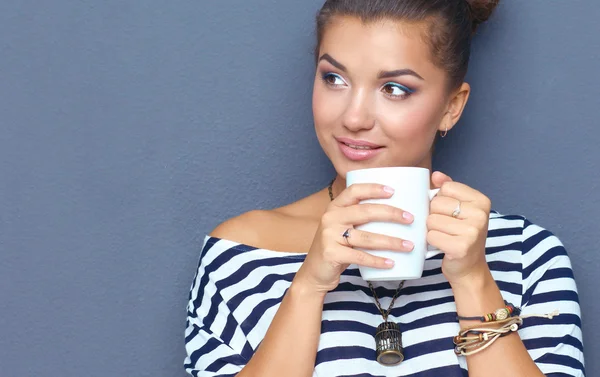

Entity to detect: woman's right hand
[295,183,415,294]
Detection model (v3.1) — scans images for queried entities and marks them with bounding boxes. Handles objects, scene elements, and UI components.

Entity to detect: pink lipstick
[336,137,384,161]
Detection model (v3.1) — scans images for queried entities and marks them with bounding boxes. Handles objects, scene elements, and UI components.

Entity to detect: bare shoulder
[209,191,326,252]
[209,210,278,247]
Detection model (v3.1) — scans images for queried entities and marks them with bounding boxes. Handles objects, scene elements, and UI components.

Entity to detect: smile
[337,139,384,161]
[342,142,380,150]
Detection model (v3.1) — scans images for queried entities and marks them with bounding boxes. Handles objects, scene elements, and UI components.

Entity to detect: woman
[185,1,585,376]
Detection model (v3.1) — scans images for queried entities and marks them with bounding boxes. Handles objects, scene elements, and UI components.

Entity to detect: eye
[382,82,415,99]
[321,73,347,87]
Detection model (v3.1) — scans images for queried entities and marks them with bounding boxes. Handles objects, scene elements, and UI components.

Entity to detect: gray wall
[1,1,597,376]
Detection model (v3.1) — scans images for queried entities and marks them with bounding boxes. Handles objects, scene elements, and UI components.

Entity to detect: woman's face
[313,17,466,177]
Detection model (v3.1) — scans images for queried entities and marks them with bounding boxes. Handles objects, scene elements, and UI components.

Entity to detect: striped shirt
[184,211,585,376]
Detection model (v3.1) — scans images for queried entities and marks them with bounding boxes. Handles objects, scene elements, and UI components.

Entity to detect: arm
[452,270,545,377]
[427,174,540,377]
[452,220,584,377]
[196,214,327,377]
[518,220,584,376]
[237,275,325,377]
[427,173,584,377]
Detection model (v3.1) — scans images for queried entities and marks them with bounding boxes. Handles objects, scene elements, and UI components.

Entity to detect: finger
[430,196,479,220]
[427,213,472,236]
[332,183,395,208]
[426,230,465,258]
[432,171,453,188]
[341,227,414,252]
[337,203,414,226]
[437,181,489,206]
[344,247,396,270]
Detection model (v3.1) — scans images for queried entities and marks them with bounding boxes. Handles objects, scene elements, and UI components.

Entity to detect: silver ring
[452,201,462,218]
[342,228,352,247]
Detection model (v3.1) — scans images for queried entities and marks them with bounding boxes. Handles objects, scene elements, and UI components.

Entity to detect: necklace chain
[328,177,405,322]
[368,280,405,322]
[328,178,335,201]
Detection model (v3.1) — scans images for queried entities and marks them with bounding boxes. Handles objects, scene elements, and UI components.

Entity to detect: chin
[333,159,387,178]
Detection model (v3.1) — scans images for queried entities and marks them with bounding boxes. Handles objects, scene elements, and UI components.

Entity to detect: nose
[342,87,375,132]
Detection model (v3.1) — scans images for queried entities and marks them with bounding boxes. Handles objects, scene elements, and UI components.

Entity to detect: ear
[438,82,471,133]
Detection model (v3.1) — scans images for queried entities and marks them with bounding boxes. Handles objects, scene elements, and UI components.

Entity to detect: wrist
[449,262,493,292]
[290,273,328,302]
[452,268,505,319]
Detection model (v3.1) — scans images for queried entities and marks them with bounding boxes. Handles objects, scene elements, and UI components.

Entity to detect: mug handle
[425,188,442,259]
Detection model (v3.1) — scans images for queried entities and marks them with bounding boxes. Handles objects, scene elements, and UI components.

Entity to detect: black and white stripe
[184,212,585,377]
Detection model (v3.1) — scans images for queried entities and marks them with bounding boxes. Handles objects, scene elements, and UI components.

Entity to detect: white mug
[345,167,440,281]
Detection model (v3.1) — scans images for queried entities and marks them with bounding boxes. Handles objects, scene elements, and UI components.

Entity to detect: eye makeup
[319,70,417,100]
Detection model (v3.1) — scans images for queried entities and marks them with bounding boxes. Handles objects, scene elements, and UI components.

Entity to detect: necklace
[328,178,406,366]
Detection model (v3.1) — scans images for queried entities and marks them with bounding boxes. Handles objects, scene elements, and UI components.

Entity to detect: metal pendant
[375,322,404,366]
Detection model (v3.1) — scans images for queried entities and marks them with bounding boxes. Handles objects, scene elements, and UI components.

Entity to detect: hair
[315,0,500,91]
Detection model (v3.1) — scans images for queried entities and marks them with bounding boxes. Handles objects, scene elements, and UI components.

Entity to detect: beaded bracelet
[454,310,560,357]
[456,301,521,322]
[454,317,523,356]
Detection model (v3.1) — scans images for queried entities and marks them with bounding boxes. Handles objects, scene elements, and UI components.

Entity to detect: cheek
[378,101,440,141]
[312,87,329,131]
[312,84,325,127]
[312,81,344,131]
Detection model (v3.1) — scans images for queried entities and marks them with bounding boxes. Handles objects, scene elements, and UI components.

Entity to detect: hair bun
[466,0,500,33]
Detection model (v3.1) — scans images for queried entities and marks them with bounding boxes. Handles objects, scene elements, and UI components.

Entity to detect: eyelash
[321,73,346,88]
[381,82,415,99]
[320,73,415,100]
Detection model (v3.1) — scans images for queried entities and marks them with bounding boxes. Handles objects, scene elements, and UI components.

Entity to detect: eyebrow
[318,54,347,72]
[378,69,424,81]
[318,53,425,81]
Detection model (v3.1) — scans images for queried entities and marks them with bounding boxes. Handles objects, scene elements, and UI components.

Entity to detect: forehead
[318,16,444,81]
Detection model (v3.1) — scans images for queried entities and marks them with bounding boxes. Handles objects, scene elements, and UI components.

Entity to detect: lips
[336,137,384,161]
[342,143,377,150]
[336,137,382,149]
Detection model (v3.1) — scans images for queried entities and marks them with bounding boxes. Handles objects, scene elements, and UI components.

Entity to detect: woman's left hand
[427,171,492,287]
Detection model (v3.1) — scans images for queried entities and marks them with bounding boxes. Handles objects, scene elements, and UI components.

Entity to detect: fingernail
[402,212,414,221]
[402,241,414,250]
[385,259,395,266]
[383,186,395,194]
